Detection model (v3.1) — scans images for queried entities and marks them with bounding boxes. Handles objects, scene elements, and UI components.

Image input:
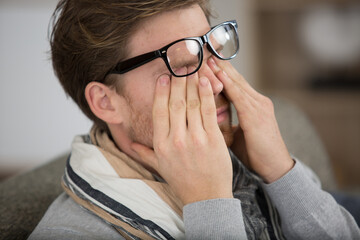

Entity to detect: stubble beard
[127,99,154,149]
[215,93,234,147]
[127,93,234,149]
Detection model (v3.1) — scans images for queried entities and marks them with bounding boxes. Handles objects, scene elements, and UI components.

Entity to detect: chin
[223,131,234,147]
[215,94,234,147]
[219,108,234,147]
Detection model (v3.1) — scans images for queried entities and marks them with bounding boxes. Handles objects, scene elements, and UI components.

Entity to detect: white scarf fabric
[63,134,184,239]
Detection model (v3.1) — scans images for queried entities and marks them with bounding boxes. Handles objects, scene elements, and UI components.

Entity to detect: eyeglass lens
[166,23,237,77]
[167,39,201,76]
[210,24,238,59]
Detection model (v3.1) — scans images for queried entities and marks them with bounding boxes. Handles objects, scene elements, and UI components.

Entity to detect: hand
[131,68,233,205]
[208,57,294,183]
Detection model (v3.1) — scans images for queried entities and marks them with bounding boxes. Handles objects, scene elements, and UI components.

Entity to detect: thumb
[131,142,158,171]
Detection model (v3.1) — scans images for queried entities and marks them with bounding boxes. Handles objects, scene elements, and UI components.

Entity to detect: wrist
[261,157,295,183]
[182,189,234,206]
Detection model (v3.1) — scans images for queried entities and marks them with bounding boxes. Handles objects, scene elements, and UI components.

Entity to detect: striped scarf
[62,125,284,239]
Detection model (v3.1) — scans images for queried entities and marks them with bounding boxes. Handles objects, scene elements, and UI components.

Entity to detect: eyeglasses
[107,20,239,77]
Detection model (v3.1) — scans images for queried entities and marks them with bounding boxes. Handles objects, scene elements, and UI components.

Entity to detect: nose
[198,50,223,96]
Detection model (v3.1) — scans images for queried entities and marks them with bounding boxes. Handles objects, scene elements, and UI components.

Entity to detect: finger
[208,57,259,99]
[207,57,257,113]
[169,67,187,135]
[186,69,202,132]
[153,74,171,141]
[198,76,218,132]
[209,57,240,85]
[131,142,158,172]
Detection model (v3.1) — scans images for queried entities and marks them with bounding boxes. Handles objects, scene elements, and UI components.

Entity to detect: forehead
[128,4,210,58]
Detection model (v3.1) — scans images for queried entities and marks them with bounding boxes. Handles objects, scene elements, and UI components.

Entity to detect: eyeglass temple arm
[109,51,161,74]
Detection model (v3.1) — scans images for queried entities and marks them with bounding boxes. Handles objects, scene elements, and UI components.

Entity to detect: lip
[216,105,229,123]
[216,105,228,115]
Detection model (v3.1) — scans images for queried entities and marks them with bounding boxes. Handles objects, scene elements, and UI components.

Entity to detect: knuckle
[170,99,186,112]
[202,105,216,116]
[261,96,274,110]
[202,88,213,97]
[172,136,185,150]
[153,107,168,117]
[187,99,200,110]
[190,134,205,148]
[155,141,167,155]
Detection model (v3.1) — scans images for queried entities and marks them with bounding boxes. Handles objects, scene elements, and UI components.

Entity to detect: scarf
[62,125,284,239]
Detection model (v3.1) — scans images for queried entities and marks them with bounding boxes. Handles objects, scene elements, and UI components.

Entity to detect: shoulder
[28,193,122,240]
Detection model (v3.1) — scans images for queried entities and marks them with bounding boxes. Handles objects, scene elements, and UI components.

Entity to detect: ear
[85,82,124,124]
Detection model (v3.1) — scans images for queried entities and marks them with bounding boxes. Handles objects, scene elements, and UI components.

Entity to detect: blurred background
[0,0,92,180]
[0,0,359,190]
[253,0,360,191]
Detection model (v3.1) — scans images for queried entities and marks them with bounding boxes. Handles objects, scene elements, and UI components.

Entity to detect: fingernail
[222,70,228,77]
[200,77,209,86]
[159,75,170,86]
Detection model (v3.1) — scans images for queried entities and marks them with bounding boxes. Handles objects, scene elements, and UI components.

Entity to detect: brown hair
[50,0,211,129]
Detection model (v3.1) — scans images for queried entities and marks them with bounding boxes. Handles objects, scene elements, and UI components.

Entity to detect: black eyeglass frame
[107,20,239,77]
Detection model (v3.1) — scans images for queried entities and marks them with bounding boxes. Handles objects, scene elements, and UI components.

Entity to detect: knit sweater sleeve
[262,159,360,239]
[183,198,247,239]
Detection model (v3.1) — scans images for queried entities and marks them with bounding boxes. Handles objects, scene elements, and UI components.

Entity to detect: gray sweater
[29,160,359,239]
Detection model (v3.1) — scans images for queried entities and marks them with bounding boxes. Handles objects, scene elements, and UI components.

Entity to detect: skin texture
[85,4,294,206]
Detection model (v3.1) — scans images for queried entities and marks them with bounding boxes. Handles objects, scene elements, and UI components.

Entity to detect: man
[29,0,359,239]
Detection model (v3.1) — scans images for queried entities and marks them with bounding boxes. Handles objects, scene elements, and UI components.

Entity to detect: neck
[108,124,139,160]
[107,123,158,175]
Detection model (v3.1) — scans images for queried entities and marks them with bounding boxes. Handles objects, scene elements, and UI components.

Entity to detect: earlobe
[85,82,123,124]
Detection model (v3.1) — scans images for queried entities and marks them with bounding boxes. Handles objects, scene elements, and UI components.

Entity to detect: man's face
[118,4,234,149]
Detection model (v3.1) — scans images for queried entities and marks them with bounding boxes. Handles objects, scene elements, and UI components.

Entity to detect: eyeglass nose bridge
[200,35,219,61]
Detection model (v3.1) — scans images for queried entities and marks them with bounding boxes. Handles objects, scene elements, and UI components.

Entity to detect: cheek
[130,103,154,147]
[123,72,157,106]
[122,73,158,130]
